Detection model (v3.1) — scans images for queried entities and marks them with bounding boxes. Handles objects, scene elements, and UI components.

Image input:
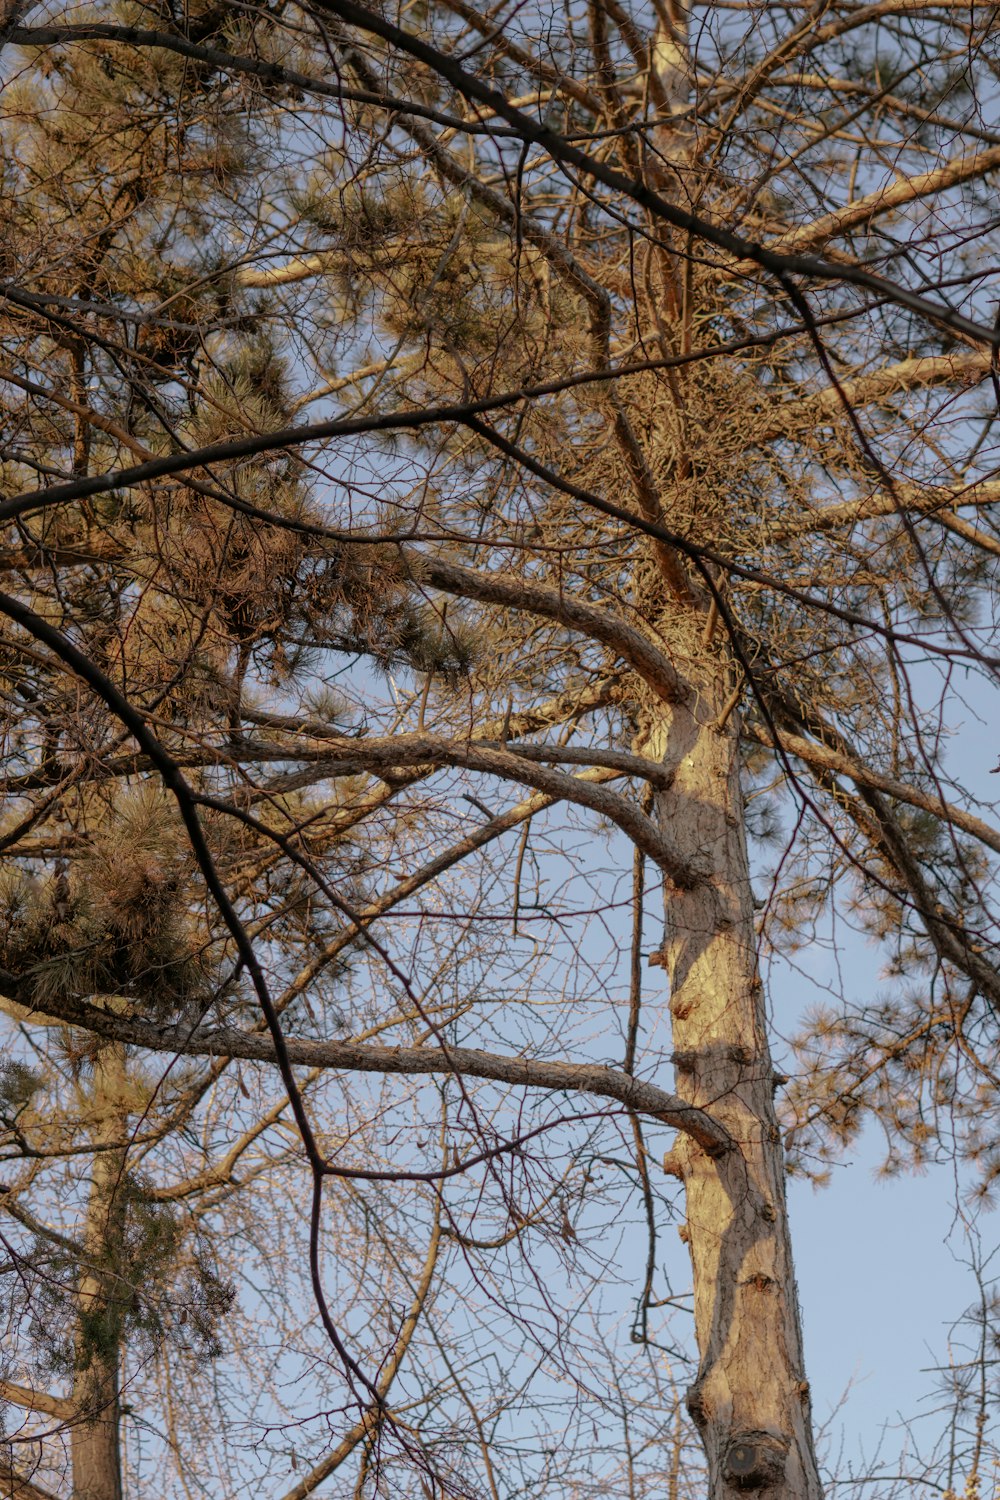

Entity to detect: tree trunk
[71,1355,123,1500]
[643,4,822,1477]
[651,677,823,1499]
[71,1046,126,1500]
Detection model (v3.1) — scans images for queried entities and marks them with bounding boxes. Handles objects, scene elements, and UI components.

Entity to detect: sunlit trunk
[650,677,823,1499]
[652,0,695,175]
[643,0,822,1480]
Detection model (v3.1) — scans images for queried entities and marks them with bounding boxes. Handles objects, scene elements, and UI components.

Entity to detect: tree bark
[651,680,823,1499]
[71,1046,126,1500]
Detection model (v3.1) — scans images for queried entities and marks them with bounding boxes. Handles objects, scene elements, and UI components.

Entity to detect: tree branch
[745,719,1000,857]
[0,1383,73,1422]
[0,1460,61,1500]
[0,980,732,1157]
[765,350,993,440]
[305,0,998,346]
[244,732,693,879]
[768,477,1000,542]
[411,554,687,703]
[769,143,1000,256]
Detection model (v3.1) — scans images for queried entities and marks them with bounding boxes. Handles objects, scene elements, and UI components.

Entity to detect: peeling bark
[650,686,822,1499]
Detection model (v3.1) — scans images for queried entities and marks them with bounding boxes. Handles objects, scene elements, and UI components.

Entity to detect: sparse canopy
[1,0,999,1495]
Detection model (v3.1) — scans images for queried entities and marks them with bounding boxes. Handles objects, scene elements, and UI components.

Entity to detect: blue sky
[777,673,1000,1484]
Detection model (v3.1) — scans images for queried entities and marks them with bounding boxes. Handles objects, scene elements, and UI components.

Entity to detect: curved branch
[409,555,687,703]
[745,719,1000,857]
[0,980,732,1157]
[249,731,693,880]
[306,0,997,346]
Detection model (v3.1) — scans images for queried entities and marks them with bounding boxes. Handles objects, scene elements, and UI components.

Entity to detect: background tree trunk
[71,1046,126,1500]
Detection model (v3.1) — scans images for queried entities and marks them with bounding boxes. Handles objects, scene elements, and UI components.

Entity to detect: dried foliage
[0,0,1000,1494]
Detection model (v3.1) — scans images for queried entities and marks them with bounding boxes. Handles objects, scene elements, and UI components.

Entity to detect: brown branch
[768,143,1000,257]
[0,979,732,1156]
[745,720,1000,857]
[933,507,1000,559]
[0,366,149,459]
[0,724,658,799]
[0,1383,74,1422]
[273,1193,443,1499]
[0,1460,61,1500]
[413,554,688,703]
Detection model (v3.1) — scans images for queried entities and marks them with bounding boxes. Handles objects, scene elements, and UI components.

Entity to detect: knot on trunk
[721,1430,789,1491]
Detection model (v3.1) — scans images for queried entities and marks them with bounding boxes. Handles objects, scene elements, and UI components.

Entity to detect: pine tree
[1,0,1000,1494]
